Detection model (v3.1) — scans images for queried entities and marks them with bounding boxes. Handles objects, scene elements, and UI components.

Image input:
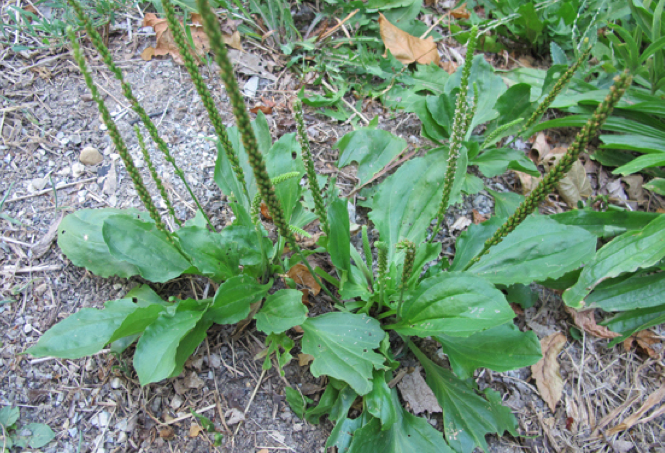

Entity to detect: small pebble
[80,146,103,166]
[23,323,32,334]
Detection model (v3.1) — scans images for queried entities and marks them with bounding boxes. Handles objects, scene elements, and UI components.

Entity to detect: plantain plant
[26,1,662,451]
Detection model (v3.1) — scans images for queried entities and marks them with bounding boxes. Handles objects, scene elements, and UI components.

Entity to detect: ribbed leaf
[550,209,660,239]
[388,272,514,337]
[301,313,386,395]
[564,215,665,308]
[468,216,597,285]
[336,129,407,186]
[437,323,541,379]
[205,275,271,325]
[255,289,308,334]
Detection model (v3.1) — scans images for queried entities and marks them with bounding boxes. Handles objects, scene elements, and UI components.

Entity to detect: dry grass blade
[606,382,665,435]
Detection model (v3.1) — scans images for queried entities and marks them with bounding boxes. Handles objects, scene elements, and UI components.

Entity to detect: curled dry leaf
[298,353,314,367]
[397,367,442,414]
[189,424,203,438]
[142,12,241,65]
[543,147,592,208]
[472,209,487,224]
[379,13,440,65]
[250,105,273,115]
[286,263,321,296]
[529,132,550,164]
[513,170,542,196]
[564,306,620,339]
[224,408,245,426]
[622,174,645,204]
[531,332,567,412]
[450,2,471,19]
[623,330,661,358]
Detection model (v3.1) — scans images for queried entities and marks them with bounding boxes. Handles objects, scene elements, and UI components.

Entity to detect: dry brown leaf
[451,2,471,19]
[624,330,661,358]
[184,371,205,389]
[397,367,442,414]
[472,209,487,224]
[250,105,273,114]
[513,170,542,196]
[529,132,551,163]
[300,288,311,305]
[531,332,567,412]
[607,382,665,435]
[260,201,272,220]
[564,307,620,339]
[224,408,245,426]
[140,46,156,61]
[298,353,314,367]
[189,424,203,437]
[379,13,440,65]
[159,427,175,439]
[258,449,270,453]
[622,174,645,204]
[439,60,459,74]
[557,160,592,208]
[286,263,321,296]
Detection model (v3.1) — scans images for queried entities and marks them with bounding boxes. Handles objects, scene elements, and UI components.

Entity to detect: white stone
[80,146,103,166]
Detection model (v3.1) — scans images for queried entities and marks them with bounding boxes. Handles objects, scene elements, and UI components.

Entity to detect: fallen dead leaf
[32,212,63,259]
[529,132,550,163]
[564,307,620,339]
[225,408,245,426]
[379,13,440,65]
[286,263,321,296]
[189,424,203,437]
[260,201,272,220]
[451,2,471,19]
[622,174,645,204]
[513,170,542,196]
[624,330,661,358]
[298,353,314,367]
[159,427,175,439]
[472,209,487,224]
[250,104,273,115]
[450,216,471,232]
[300,288,310,305]
[605,179,628,205]
[439,60,459,74]
[542,147,592,208]
[184,371,205,389]
[397,367,442,414]
[607,382,665,435]
[531,332,567,412]
[140,46,156,61]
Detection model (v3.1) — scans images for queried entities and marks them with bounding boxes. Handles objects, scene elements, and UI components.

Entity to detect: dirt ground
[1,15,665,453]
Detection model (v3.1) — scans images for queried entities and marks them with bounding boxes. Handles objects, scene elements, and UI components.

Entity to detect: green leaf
[26,423,55,448]
[550,209,660,239]
[0,405,19,427]
[406,242,441,288]
[176,225,240,280]
[468,216,597,285]
[388,272,514,337]
[586,271,665,311]
[327,197,350,274]
[602,304,665,339]
[108,303,165,344]
[133,301,206,384]
[369,151,462,262]
[472,148,539,178]
[336,129,407,186]
[285,387,313,419]
[487,189,524,218]
[644,178,665,195]
[299,86,345,107]
[426,92,456,137]
[26,299,137,359]
[214,112,271,210]
[599,134,665,154]
[191,409,215,432]
[410,343,518,453]
[505,283,538,309]
[103,215,191,283]
[365,370,398,430]
[564,215,665,308]
[449,216,504,272]
[219,225,271,266]
[265,132,306,223]
[255,289,308,334]
[169,316,213,379]
[437,323,541,379]
[301,313,386,395]
[205,275,271,325]
[348,390,454,453]
[613,153,665,176]
[57,209,145,278]
[491,83,533,132]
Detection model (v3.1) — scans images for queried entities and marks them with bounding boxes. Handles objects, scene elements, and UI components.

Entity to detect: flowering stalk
[465,71,632,269]
[376,241,388,309]
[68,27,170,239]
[430,26,478,242]
[294,99,329,234]
[67,0,212,229]
[362,225,374,288]
[196,0,338,302]
[513,39,592,140]
[160,0,248,200]
[135,125,180,226]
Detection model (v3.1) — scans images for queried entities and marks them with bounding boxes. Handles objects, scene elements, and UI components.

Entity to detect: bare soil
[1,16,664,453]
